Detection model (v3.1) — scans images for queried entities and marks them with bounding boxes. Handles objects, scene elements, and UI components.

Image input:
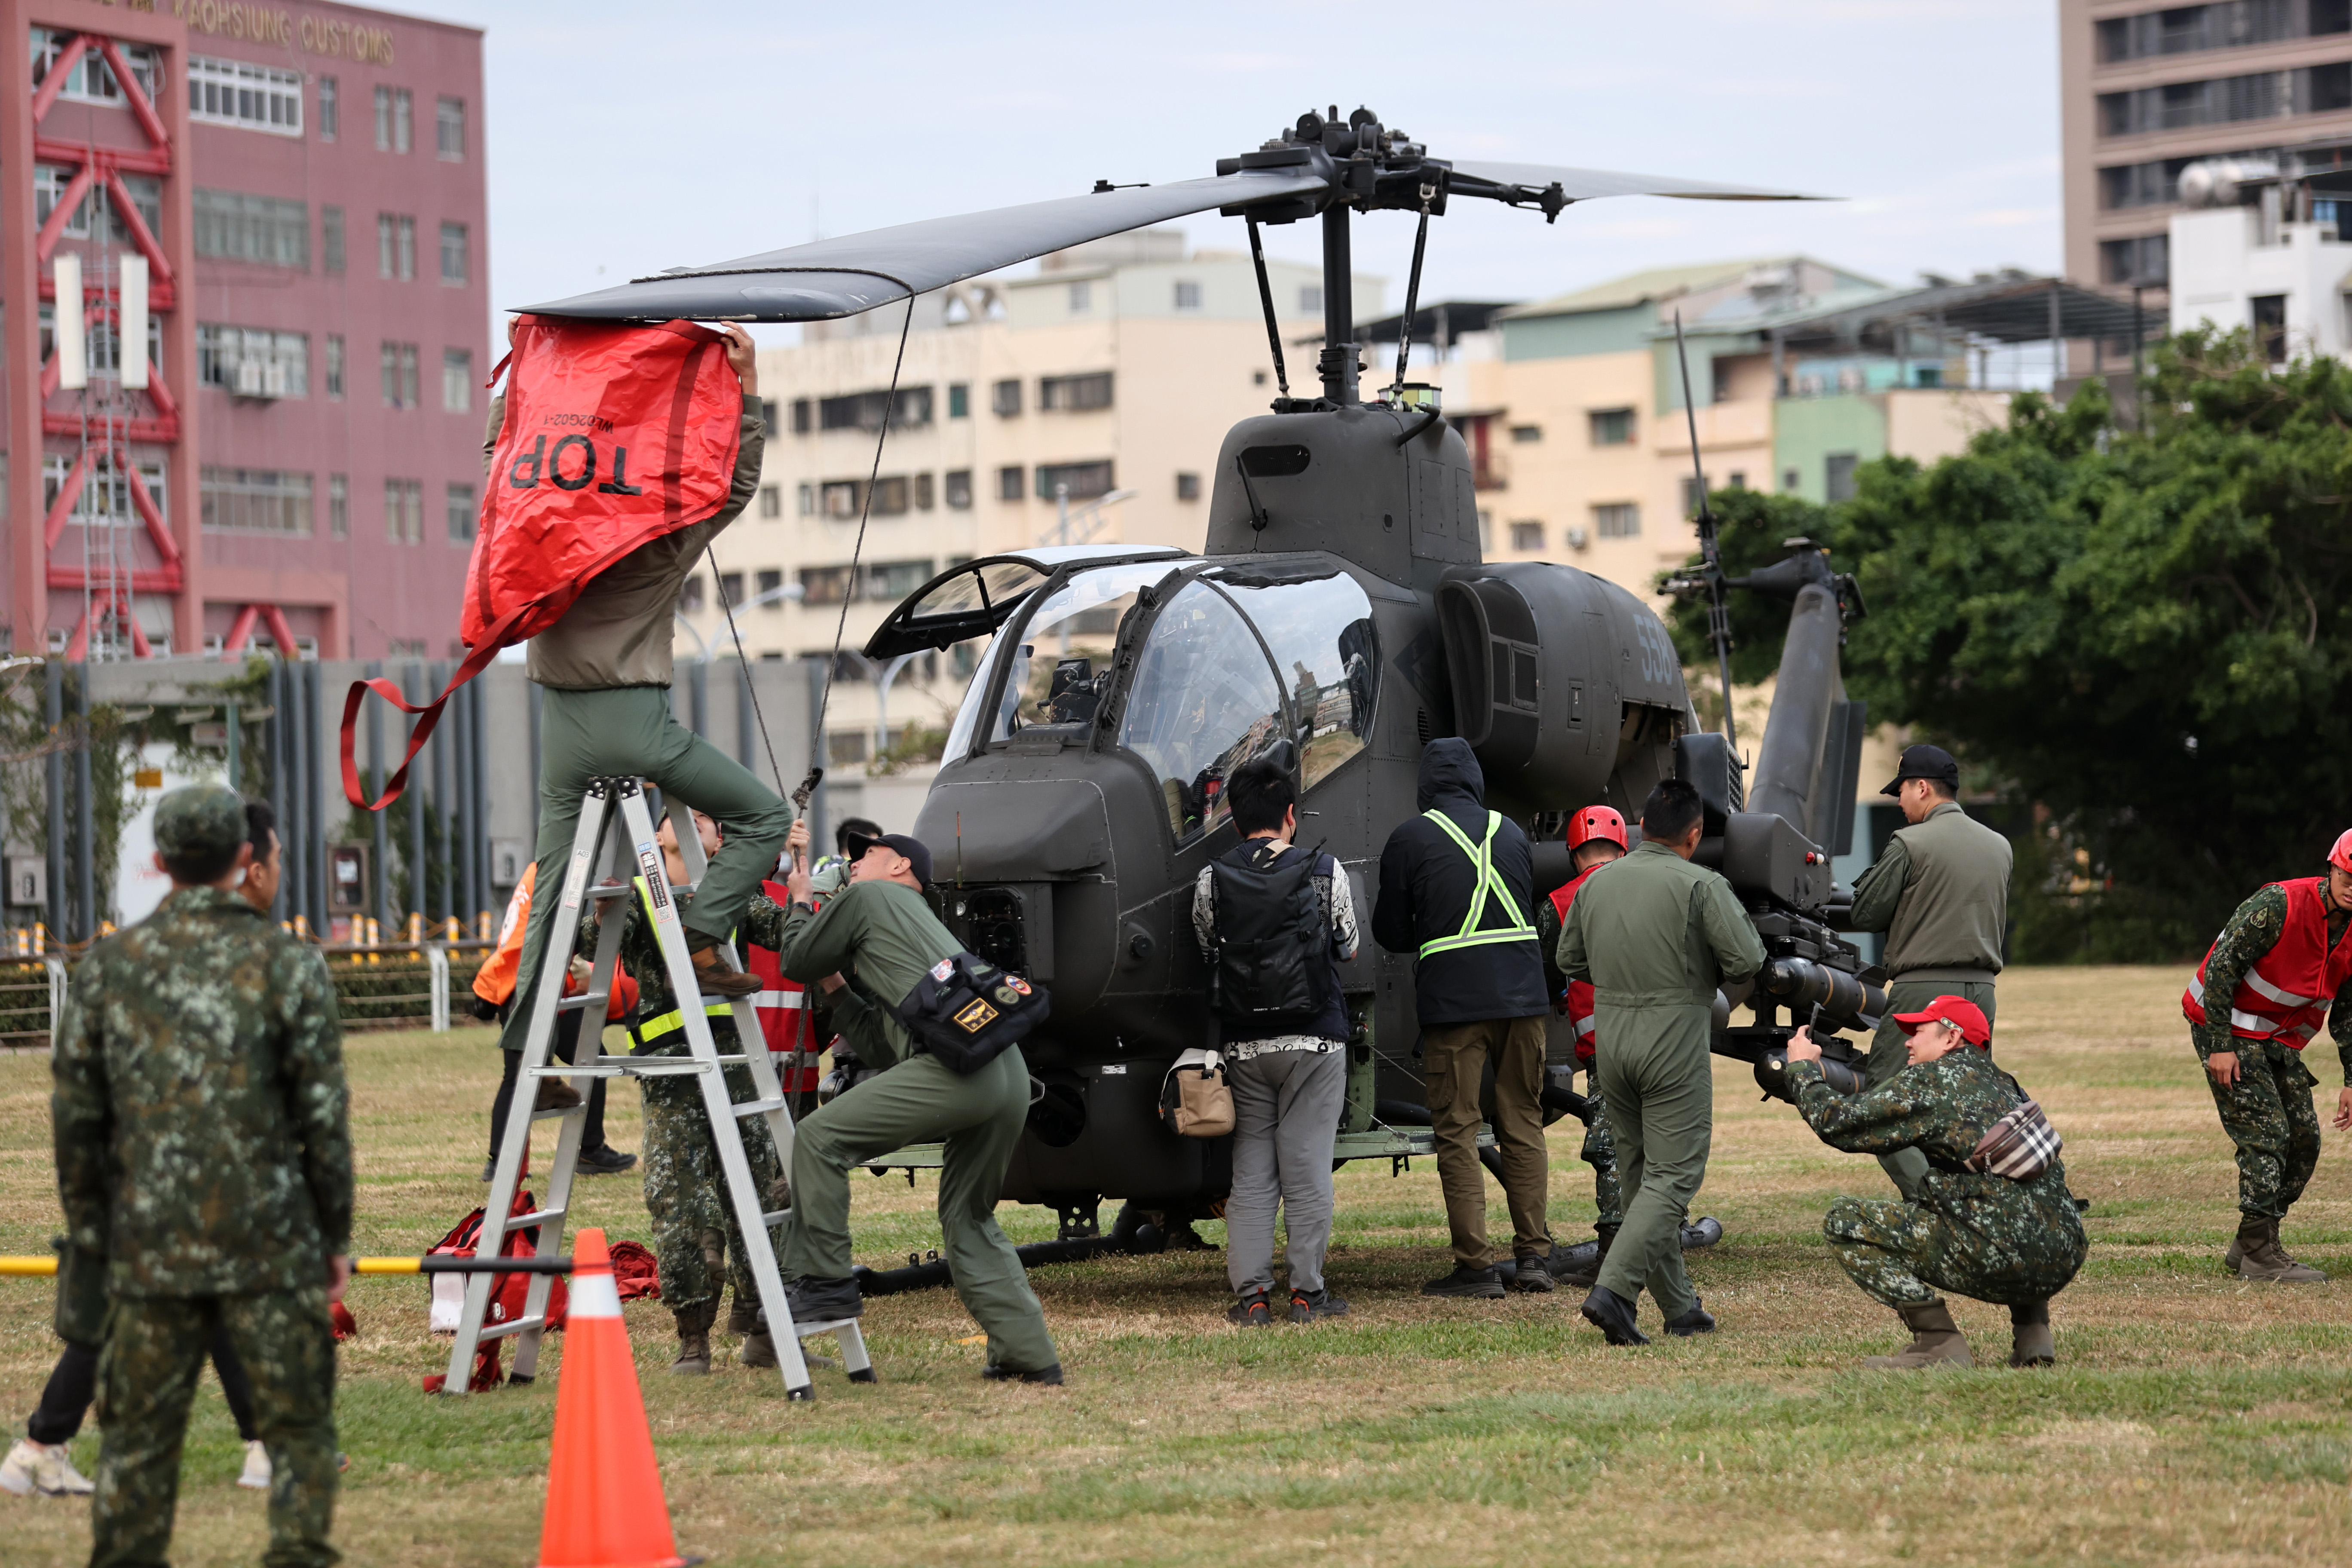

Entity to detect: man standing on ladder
[579,807,790,1374]
[493,322,786,1064]
[771,820,1064,1384]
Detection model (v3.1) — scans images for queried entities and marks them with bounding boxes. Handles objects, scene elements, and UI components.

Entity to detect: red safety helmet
[1565,805,1629,853]
[2332,829,2352,874]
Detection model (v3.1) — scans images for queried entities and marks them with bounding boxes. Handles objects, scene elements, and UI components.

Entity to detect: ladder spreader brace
[442,775,871,1400]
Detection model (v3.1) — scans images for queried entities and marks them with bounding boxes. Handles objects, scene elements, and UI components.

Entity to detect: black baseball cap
[843,829,932,888]
[1881,743,1959,796]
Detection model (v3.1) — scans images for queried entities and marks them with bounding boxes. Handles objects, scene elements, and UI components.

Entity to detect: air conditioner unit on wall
[234,359,263,395]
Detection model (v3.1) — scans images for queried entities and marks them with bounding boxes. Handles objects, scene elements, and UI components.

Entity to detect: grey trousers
[1225,1046,1348,1298]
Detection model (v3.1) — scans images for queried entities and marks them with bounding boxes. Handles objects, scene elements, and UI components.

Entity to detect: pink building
[0,0,487,660]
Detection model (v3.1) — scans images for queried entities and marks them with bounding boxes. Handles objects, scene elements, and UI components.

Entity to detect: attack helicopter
[532,107,1887,1261]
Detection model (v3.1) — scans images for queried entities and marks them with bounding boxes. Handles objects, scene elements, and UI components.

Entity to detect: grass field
[2,965,2349,1566]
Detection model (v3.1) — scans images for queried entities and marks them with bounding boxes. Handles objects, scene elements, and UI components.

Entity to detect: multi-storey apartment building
[1,0,487,660]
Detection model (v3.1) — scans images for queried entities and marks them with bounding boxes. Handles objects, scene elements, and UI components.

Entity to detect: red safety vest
[747,879,820,1092]
[2182,876,2352,1049]
[1548,866,1602,1065]
[341,315,745,810]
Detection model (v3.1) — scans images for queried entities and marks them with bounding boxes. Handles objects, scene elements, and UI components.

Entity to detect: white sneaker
[237,1439,271,1491]
[0,1438,95,1497]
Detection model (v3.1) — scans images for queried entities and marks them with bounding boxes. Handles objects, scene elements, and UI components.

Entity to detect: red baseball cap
[1892,995,1991,1049]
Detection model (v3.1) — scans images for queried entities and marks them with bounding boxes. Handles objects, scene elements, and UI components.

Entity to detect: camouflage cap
[153,783,249,863]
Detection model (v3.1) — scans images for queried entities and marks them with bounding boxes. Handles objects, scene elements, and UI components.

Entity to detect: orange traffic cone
[537,1228,686,1568]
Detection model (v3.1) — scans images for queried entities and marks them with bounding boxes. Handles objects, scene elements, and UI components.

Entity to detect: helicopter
[531,107,1887,1265]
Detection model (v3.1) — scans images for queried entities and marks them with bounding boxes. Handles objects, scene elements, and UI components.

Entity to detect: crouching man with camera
[770,820,1063,1384]
[1778,997,2085,1370]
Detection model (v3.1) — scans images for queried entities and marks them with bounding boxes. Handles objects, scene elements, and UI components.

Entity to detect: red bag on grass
[342,314,744,810]
[418,1188,575,1392]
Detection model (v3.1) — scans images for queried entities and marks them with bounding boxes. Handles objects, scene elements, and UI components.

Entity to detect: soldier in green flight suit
[1556,778,1764,1346]
[1846,744,2014,1200]
[1780,995,2086,1369]
[52,784,352,1568]
[769,819,1063,1384]
[577,806,787,1375]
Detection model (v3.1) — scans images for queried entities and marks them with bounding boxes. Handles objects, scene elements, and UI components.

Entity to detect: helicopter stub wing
[523,169,1330,322]
[1444,159,1828,204]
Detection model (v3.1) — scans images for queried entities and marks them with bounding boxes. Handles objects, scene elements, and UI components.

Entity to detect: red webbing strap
[338,599,534,810]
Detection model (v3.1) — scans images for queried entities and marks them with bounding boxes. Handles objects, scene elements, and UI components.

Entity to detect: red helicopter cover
[340,313,744,809]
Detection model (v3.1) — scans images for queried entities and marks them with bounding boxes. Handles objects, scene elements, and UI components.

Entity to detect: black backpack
[1209,842,1324,1023]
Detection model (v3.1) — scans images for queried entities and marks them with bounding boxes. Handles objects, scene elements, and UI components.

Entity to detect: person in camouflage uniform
[52,784,351,1567]
[2184,840,2352,1283]
[579,807,787,1375]
[1781,995,2083,1370]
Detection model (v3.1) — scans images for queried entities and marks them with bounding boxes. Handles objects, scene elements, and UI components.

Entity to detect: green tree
[1663,331,2352,959]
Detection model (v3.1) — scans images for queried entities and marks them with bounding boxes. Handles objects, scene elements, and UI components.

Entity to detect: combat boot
[1861,1299,1972,1369]
[670,1302,717,1375]
[2223,1213,2257,1274]
[2008,1300,2054,1368]
[2239,1216,2329,1282]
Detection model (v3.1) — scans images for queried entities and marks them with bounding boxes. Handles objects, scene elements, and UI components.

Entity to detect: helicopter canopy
[864,545,1189,660]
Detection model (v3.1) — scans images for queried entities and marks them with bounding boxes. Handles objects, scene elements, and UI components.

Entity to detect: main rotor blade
[524,169,1331,322]
[1446,159,1828,203]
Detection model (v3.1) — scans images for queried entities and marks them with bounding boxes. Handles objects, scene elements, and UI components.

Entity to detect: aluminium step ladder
[442,775,870,1400]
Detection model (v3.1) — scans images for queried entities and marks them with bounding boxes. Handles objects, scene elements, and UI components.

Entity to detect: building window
[442,349,472,413]
[870,477,911,516]
[325,336,345,400]
[827,730,870,766]
[33,164,159,240]
[380,341,420,409]
[2099,4,2325,64]
[1510,424,1543,444]
[201,467,313,535]
[193,189,308,268]
[948,382,970,418]
[759,485,782,519]
[1039,372,1114,412]
[436,96,466,160]
[67,312,162,382]
[2100,233,2170,287]
[196,325,309,398]
[859,559,935,601]
[1588,407,1634,445]
[1300,285,1323,315]
[377,214,416,280]
[819,480,861,519]
[798,566,851,605]
[1036,460,1114,500]
[329,474,348,538]
[991,379,1022,417]
[440,222,469,285]
[1594,502,1639,539]
[915,472,935,510]
[447,482,476,542]
[796,482,816,516]
[1174,280,1202,312]
[318,76,338,141]
[1782,468,1800,492]
[790,397,812,434]
[760,399,779,438]
[32,29,159,103]
[755,569,783,607]
[1176,471,1201,502]
[719,572,744,609]
[46,454,164,528]
[1068,281,1091,312]
[1824,453,1859,504]
[384,478,423,543]
[2252,293,2290,362]
[678,575,705,614]
[374,86,412,152]
[817,386,932,432]
[997,465,1025,502]
[322,206,345,274]
[188,55,302,135]
[1510,521,1544,552]
[945,469,974,509]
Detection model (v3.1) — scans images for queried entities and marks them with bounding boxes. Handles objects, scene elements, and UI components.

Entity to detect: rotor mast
[1318,205,1357,405]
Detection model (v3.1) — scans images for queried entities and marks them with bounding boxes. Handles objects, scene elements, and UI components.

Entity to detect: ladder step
[498,1207,566,1231]
[529,1103,582,1121]
[794,1316,857,1336]
[762,1210,790,1226]
[477,1314,547,1343]
[555,992,607,1013]
[588,882,631,901]
[733,1097,787,1118]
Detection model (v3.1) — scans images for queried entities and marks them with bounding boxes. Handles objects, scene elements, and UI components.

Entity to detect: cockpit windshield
[1205,570,1379,793]
[942,561,1177,758]
[1117,581,1287,844]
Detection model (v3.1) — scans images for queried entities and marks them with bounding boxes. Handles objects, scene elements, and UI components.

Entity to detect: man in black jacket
[1373,740,1553,1298]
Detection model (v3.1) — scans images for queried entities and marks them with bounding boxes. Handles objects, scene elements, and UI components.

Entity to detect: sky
[400,0,2062,337]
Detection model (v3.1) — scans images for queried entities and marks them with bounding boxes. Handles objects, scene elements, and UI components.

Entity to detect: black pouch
[894,952,1052,1074]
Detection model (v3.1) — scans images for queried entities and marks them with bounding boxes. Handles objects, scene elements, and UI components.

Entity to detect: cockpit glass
[966,563,1176,749]
[1207,571,1380,793]
[902,560,1047,623]
[1116,581,1287,845]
